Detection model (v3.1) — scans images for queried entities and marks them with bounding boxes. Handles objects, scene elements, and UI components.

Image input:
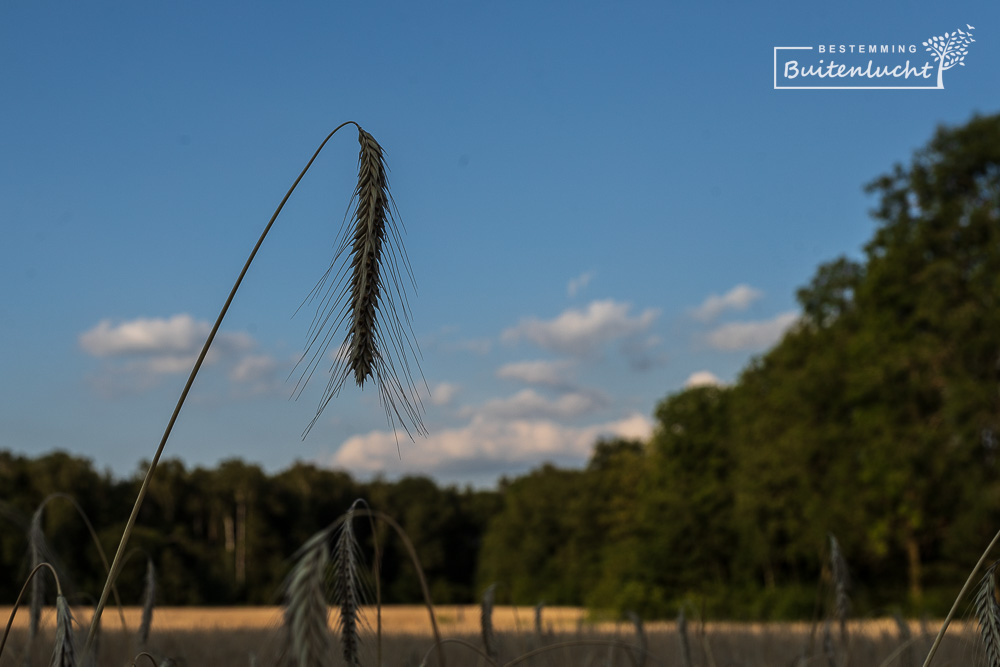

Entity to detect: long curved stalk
[84,121,358,652]
[38,492,129,632]
[356,509,446,667]
[921,525,1000,667]
[0,562,63,661]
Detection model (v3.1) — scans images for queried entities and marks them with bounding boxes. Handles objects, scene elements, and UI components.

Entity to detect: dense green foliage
[2,113,1000,619]
[478,112,1000,619]
[0,452,501,607]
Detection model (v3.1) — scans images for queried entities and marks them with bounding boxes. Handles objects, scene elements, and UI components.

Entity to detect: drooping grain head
[139,556,156,646]
[627,610,647,667]
[677,607,692,667]
[977,561,1000,667]
[50,595,76,667]
[298,126,426,443]
[346,129,389,387]
[333,505,368,666]
[828,533,851,643]
[28,506,48,643]
[822,619,836,667]
[281,529,333,667]
[481,583,497,660]
[892,613,915,667]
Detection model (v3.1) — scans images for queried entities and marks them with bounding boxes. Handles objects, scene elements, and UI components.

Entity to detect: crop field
[1,604,589,635]
[0,605,985,666]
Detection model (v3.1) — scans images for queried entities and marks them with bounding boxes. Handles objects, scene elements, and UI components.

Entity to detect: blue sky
[1,1,997,488]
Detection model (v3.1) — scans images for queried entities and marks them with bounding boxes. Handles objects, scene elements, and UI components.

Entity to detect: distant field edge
[0,606,969,637]
[0,605,584,633]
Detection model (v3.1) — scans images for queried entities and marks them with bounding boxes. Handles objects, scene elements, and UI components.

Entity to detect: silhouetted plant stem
[922,525,1000,667]
[85,121,358,653]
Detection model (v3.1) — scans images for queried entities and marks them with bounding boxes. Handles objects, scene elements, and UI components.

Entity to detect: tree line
[478,112,1000,619]
[0,452,505,608]
[3,112,1000,619]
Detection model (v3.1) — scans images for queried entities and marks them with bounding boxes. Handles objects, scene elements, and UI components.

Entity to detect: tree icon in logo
[923,25,975,88]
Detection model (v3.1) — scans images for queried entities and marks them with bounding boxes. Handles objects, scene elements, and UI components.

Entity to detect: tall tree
[623,388,736,617]
[477,465,593,605]
[846,113,1000,602]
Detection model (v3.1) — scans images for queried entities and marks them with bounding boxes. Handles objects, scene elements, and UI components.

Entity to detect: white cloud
[229,354,278,382]
[228,354,281,394]
[684,370,724,388]
[143,354,201,375]
[461,388,608,421]
[329,412,654,476]
[706,311,798,351]
[567,271,595,297]
[430,382,460,406]
[80,314,266,395]
[80,314,252,359]
[496,359,575,388]
[80,314,207,357]
[502,300,659,356]
[691,284,763,322]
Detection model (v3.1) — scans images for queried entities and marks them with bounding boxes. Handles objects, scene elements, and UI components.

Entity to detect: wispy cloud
[329,412,654,478]
[567,271,595,297]
[691,284,763,322]
[496,359,575,388]
[706,311,798,351]
[80,313,252,358]
[429,381,460,406]
[502,300,659,357]
[460,388,609,421]
[80,313,271,394]
[228,354,281,394]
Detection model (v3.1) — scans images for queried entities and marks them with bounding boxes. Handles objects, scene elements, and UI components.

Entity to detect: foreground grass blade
[86,121,424,652]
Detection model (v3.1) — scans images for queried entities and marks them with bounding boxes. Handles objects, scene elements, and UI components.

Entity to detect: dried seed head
[978,562,1000,667]
[678,607,692,667]
[29,505,51,643]
[829,533,851,643]
[51,595,76,667]
[333,503,369,666]
[481,583,497,660]
[296,125,426,442]
[280,528,333,667]
[138,556,156,646]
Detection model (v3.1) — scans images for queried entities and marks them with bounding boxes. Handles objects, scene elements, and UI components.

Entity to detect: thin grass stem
[0,562,63,662]
[921,525,1000,667]
[38,493,129,633]
[355,509,445,667]
[84,121,358,653]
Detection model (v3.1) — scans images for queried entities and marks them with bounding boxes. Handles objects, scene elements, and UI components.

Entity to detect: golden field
[0,605,985,666]
[0,604,974,636]
[1,605,590,634]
